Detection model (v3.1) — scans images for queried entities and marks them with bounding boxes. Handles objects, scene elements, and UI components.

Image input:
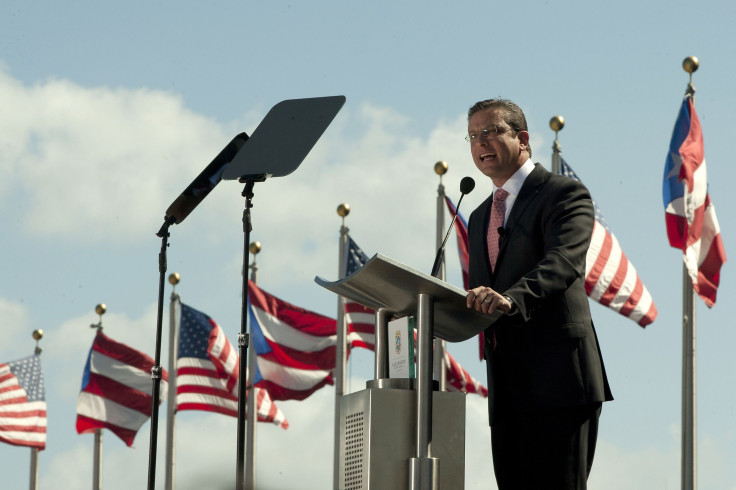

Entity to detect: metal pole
[29,448,39,490]
[433,162,447,390]
[245,242,261,490]
[333,203,350,490]
[93,429,103,490]
[680,56,700,490]
[164,274,180,490]
[682,264,697,490]
[374,309,390,380]
[409,293,438,490]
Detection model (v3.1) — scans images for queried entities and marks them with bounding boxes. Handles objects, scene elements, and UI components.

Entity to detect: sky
[1,1,735,488]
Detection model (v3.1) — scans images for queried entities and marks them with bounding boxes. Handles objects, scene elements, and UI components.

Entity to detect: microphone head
[460,176,476,194]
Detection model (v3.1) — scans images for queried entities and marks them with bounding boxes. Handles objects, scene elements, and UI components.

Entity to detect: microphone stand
[147,215,176,490]
[430,193,468,278]
[236,173,267,489]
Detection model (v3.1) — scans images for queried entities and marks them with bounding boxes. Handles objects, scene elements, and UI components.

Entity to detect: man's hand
[466,286,512,314]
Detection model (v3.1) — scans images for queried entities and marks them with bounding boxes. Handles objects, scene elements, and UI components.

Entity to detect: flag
[444,196,470,290]
[76,331,168,446]
[443,351,487,398]
[560,158,658,326]
[0,354,46,449]
[444,196,485,359]
[248,281,336,401]
[177,303,288,429]
[343,236,376,350]
[663,96,726,307]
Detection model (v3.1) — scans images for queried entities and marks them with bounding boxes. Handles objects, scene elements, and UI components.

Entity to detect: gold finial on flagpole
[33,329,43,355]
[169,273,180,286]
[683,56,699,75]
[337,203,350,227]
[248,242,261,282]
[91,303,106,331]
[249,241,262,255]
[683,56,699,96]
[434,161,448,176]
[549,116,565,174]
[549,115,565,134]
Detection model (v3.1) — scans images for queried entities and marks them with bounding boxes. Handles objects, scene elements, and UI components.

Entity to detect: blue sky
[1,1,735,488]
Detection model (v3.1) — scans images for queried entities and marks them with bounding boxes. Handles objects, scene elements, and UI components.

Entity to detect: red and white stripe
[0,361,47,449]
[76,332,168,446]
[585,221,658,326]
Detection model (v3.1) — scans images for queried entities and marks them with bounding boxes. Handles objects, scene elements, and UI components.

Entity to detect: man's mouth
[480,153,495,162]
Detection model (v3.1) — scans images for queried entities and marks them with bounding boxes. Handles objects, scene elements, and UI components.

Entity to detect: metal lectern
[315,254,500,490]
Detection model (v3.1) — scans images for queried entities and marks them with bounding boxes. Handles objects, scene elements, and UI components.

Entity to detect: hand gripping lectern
[315,254,500,490]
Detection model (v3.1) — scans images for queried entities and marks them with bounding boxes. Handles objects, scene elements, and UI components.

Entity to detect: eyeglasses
[465,125,509,143]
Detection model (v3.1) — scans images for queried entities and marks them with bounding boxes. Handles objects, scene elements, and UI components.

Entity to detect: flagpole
[433,162,448,390]
[164,274,180,490]
[333,203,350,490]
[29,330,43,490]
[681,55,700,490]
[550,115,565,174]
[90,304,106,490]
[245,242,261,490]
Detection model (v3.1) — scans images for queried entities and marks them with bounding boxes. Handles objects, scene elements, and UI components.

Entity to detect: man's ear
[518,130,530,152]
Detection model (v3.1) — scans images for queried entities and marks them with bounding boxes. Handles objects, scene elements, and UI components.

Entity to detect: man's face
[468,108,529,185]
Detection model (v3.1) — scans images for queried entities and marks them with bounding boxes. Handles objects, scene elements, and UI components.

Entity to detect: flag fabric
[76,331,168,447]
[559,158,658,326]
[177,303,288,429]
[443,350,487,398]
[343,236,376,350]
[444,196,485,359]
[444,196,470,290]
[0,355,47,449]
[248,281,337,401]
[663,96,726,307]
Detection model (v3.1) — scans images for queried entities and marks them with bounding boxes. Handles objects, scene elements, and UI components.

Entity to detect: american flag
[177,303,288,429]
[342,235,487,396]
[0,354,47,449]
[248,281,336,401]
[343,236,376,350]
[663,96,726,307]
[559,158,658,326]
[76,331,167,446]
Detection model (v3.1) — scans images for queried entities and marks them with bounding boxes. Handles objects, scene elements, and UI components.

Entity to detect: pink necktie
[487,188,508,273]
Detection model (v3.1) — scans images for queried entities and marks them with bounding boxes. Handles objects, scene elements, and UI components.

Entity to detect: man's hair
[467,98,532,157]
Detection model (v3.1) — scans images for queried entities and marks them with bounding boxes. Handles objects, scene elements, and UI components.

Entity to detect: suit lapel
[496,164,548,264]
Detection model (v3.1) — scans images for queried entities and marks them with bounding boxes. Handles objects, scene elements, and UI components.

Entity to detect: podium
[315,254,499,490]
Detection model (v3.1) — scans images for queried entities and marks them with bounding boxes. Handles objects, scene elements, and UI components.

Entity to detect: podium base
[339,387,465,490]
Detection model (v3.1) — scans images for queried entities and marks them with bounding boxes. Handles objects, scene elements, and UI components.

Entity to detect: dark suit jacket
[468,163,613,425]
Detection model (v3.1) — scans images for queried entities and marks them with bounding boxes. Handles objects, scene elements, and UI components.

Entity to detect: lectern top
[222,96,346,180]
[314,254,500,343]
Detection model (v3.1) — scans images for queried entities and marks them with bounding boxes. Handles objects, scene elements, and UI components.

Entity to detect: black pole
[148,216,175,490]
[236,175,266,489]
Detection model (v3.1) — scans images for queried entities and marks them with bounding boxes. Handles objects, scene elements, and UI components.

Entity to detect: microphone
[162,132,249,227]
[430,177,475,278]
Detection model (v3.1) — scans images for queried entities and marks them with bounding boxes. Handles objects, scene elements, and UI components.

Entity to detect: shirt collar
[493,158,535,196]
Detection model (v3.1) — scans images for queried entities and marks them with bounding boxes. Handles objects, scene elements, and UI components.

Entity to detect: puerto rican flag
[663,96,726,306]
[248,281,336,401]
[76,331,167,447]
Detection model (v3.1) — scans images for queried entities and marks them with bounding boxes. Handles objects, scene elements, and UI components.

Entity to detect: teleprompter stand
[222,96,346,489]
[315,254,500,490]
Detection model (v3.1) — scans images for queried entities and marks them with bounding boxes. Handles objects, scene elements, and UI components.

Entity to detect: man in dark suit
[464,98,613,489]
